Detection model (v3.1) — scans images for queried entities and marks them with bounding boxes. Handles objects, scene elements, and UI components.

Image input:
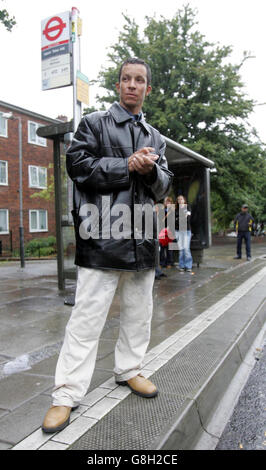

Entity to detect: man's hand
[128,147,159,175]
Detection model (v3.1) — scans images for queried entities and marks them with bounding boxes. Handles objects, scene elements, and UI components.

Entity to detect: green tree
[92,4,266,230]
[0,1,16,31]
[83,104,107,116]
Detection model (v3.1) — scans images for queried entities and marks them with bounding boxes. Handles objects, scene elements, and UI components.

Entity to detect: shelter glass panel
[60,144,76,280]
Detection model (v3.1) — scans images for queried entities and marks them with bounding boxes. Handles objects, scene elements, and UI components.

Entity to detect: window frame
[0,209,9,234]
[0,112,8,138]
[28,121,47,147]
[0,160,8,186]
[29,209,48,233]
[28,165,47,189]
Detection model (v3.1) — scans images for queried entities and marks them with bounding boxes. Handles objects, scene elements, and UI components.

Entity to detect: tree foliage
[0,1,16,31]
[90,4,266,229]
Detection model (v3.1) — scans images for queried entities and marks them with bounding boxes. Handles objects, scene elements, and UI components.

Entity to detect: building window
[0,113,8,138]
[0,209,9,234]
[0,161,8,185]
[29,210,48,232]
[28,121,47,147]
[29,165,47,189]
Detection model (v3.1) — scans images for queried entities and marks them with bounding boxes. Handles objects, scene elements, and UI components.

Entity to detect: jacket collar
[109,102,151,135]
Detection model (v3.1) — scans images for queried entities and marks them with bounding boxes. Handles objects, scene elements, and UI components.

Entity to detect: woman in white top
[175,195,193,272]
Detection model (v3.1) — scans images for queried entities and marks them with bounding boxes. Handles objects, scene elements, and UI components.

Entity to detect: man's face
[116,63,152,114]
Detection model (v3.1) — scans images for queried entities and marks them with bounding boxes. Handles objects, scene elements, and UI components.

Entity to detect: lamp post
[2,112,25,268]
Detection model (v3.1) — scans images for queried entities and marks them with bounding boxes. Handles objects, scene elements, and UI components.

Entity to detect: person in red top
[159,196,175,268]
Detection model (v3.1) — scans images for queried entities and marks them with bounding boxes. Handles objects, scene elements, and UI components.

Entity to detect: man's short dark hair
[118,58,152,87]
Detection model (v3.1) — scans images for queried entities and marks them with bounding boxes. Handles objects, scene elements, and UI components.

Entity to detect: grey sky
[1,0,265,142]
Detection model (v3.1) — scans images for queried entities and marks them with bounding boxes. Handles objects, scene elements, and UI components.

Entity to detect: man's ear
[115,82,120,94]
[146,85,152,97]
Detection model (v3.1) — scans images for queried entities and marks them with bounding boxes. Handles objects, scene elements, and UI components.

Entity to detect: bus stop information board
[76,70,89,105]
[41,11,72,90]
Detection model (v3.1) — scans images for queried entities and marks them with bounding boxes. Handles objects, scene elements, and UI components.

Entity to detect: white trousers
[52,266,155,407]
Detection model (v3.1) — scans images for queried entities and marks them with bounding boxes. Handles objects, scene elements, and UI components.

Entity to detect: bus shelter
[164,137,214,266]
[37,123,214,290]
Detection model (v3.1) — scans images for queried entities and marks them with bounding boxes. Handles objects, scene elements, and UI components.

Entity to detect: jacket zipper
[129,121,142,271]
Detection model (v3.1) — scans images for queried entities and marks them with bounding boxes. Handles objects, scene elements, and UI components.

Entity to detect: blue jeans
[175,230,193,269]
[237,231,251,258]
[160,245,174,267]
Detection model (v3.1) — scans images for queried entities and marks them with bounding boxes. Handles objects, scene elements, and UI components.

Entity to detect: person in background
[159,196,175,268]
[234,204,255,261]
[175,195,193,272]
[155,204,167,280]
[255,222,265,237]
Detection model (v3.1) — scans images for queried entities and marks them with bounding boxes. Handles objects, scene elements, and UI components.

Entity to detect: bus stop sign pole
[67,7,82,221]
[71,7,82,134]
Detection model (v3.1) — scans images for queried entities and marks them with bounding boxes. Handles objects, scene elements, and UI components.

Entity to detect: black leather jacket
[66,102,173,271]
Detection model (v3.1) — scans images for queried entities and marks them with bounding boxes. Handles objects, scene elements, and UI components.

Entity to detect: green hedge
[25,236,57,257]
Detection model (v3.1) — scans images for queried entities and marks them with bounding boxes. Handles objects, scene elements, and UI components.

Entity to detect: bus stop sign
[42,16,67,41]
[41,11,72,91]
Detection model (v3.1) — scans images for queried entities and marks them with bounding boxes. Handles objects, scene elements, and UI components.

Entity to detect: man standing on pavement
[233,204,255,261]
[42,58,173,433]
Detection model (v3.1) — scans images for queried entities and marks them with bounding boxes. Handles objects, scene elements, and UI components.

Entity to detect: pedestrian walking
[175,195,193,272]
[234,204,255,261]
[41,58,173,433]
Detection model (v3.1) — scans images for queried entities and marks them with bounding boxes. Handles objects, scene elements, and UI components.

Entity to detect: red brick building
[0,101,62,254]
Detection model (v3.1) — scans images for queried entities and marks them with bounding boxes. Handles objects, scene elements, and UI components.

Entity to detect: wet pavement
[0,238,265,449]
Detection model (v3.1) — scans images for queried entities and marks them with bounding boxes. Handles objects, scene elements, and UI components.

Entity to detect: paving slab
[0,372,53,411]
[0,312,69,357]
[0,394,52,445]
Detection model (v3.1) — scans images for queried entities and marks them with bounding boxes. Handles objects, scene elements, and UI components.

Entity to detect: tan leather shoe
[42,406,72,433]
[116,374,158,398]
